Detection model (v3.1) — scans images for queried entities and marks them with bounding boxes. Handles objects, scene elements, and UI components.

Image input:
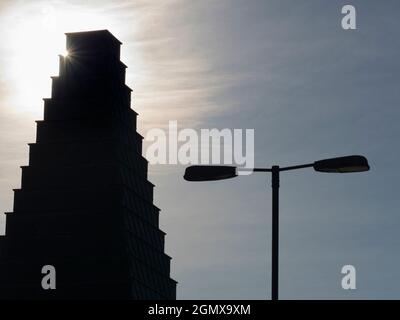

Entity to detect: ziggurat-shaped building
[0,30,177,299]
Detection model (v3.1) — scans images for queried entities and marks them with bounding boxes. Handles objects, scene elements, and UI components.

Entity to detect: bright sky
[0,0,400,299]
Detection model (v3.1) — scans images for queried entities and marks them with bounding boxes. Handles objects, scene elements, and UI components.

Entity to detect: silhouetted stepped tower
[0,30,177,299]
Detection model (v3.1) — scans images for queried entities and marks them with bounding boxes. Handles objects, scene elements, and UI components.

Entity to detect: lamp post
[183,155,370,300]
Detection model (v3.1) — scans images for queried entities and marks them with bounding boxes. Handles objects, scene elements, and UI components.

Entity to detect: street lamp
[183,155,370,300]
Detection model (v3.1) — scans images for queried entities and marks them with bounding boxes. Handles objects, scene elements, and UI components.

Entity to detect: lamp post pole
[271,165,279,301]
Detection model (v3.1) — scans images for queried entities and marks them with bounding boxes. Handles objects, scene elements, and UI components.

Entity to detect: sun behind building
[0,30,177,299]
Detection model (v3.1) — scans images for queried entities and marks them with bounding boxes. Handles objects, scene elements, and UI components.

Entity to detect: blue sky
[0,0,399,299]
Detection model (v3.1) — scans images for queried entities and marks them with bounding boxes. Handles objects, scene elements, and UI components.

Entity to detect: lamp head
[184,165,237,181]
[313,155,370,173]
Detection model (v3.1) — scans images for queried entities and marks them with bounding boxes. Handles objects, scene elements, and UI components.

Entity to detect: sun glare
[0,2,119,116]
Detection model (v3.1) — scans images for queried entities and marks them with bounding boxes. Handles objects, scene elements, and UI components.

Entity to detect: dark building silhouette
[0,30,177,299]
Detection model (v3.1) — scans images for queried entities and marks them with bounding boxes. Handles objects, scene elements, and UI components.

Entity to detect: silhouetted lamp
[183,155,370,300]
[313,155,369,173]
[184,165,237,181]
